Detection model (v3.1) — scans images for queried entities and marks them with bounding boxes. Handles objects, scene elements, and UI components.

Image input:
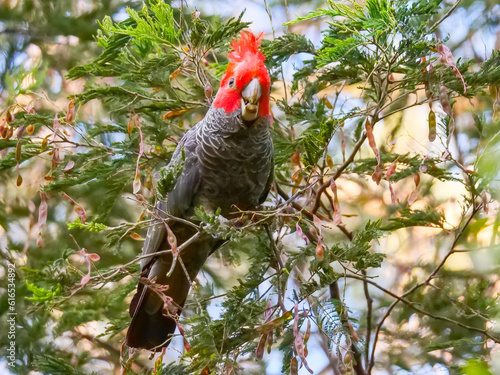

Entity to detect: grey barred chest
[193,131,272,214]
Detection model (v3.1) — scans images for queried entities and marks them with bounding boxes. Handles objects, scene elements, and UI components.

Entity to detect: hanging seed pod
[326,155,334,169]
[267,330,273,354]
[372,165,382,185]
[37,192,48,248]
[133,170,141,193]
[7,109,15,124]
[428,110,436,141]
[4,126,13,140]
[40,135,49,152]
[315,240,324,259]
[439,85,453,117]
[330,180,342,225]
[15,142,21,161]
[291,152,301,166]
[290,357,299,375]
[340,125,346,162]
[170,67,183,82]
[130,232,143,241]
[66,98,76,123]
[255,333,267,360]
[128,112,138,134]
[27,124,35,135]
[295,223,308,243]
[51,147,59,170]
[204,81,213,99]
[17,126,24,139]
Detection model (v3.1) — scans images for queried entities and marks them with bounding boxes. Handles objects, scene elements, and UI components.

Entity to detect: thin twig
[428,0,462,32]
[368,203,480,372]
[312,130,368,214]
[346,273,500,344]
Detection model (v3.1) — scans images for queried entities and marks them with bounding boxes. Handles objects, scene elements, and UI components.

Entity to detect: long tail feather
[126,225,213,351]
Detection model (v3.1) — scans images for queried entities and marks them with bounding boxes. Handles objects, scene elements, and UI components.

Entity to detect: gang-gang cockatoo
[126,31,273,351]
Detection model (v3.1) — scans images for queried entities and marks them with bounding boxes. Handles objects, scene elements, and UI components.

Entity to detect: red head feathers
[213,31,271,119]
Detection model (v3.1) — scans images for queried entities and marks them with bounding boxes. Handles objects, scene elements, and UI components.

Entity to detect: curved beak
[241,78,262,122]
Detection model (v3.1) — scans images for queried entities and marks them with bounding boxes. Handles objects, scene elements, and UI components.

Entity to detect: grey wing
[259,143,274,205]
[166,124,201,218]
[139,124,201,271]
[139,200,167,270]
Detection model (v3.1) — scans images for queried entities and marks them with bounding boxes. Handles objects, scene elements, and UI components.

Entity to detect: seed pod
[41,135,49,152]
[5,126,13,140]
[74,204,87,224]
[133,170,141,194]
[304,320,311,345]
[414,173,420,187]
[290,357,298,375]
[7,109,15,124]
[315,240,324,259]
[313,215,322,235]
[130,232,143,241]
[326,155,334,169]
[386,160,397,179]
[17,126,24,139]
[27,124,35,134]
[128,113,138,134]
[330,180,342,225]
[340,126,346,162]
[37,192,48,248]
[66,98,76,123]
[15,142,21,161]
[165,224,178,256]
[291,152,301,166]
[295,223,308,243]
[439,85,453,118]
[255,333,267,360]
[428,110,436,142]
[267,330,273,354]
[51,147,59,170]
[372,165,382,185]
[291,169,303,183]
[204,81,213,99]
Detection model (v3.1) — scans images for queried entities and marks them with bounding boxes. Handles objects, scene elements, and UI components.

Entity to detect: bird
[126,31,274,351]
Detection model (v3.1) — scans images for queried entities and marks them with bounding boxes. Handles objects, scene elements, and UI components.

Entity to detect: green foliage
[25,281,62,302]
[67,218,108,232]
[262,33,316,66]
[382,207,445,230]
[33,354,90,375]
[1,0,500,374]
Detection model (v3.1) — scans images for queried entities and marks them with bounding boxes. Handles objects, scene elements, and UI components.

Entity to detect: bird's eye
[228,78,235,87]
